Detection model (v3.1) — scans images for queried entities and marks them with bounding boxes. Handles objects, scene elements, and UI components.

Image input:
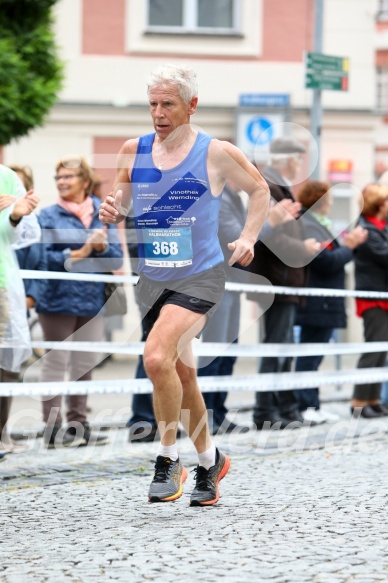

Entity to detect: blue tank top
[131,131,224,281]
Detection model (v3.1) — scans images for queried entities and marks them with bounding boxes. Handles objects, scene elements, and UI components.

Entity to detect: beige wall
[3,0,382,343]
[48,0,375,110]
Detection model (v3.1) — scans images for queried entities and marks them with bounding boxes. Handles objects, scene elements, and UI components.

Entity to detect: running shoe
[43,424,84,449]
[148,456,188,502]
[190,449,230,506]
[66,422,110,446]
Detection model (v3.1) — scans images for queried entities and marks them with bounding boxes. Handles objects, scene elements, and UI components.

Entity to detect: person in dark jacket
[197,182,251,434]
[197,183,300,434]
[294,180,367,423]
[249,138,320,430]
[351,183,388,418]
[36,156,123,448]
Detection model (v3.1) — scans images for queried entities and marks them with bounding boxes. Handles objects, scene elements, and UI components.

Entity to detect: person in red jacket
[352,183,388,418]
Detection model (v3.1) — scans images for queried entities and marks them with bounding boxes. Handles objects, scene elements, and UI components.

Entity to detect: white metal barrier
[20,270,388,299]
[26,340,388,358]
[0,269,385,397]
[2,368,388,397]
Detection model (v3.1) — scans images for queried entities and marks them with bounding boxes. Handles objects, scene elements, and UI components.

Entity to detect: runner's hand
[227,237,254,267]
[99,190,126,224]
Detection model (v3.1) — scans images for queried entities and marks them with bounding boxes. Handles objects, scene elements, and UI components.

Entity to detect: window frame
[145,0,241,36]
[376,66,388,113]
[376,0,388,21]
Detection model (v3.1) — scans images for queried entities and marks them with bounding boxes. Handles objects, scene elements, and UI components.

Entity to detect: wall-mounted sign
[236,113,284,160]
[328,159,353,182]
[305,52,349,91]
[239,94,290,108]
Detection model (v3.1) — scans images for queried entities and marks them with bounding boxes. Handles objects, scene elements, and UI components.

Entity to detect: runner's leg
[142,303,207,447]
[176,347,212,454]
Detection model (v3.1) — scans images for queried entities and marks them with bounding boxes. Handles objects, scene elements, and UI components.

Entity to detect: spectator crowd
[1,135,388,459]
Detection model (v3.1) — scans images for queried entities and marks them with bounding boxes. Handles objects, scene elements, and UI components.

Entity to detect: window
[147,0,240,34]
[377,0,388,21]
[149,0,183,27]
[377,66,388,112]
[125,0,260,57]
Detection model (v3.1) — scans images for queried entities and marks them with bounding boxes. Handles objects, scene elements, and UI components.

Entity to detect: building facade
[2,0,380,205]
[1,0,384,343]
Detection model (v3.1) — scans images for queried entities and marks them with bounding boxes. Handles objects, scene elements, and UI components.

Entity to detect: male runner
[99,65,269,506]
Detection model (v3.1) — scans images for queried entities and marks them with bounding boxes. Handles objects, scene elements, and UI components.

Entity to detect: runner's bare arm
[99,139,138,224]
[208,140,270,267]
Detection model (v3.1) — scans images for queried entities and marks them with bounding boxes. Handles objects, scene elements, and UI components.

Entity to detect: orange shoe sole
[149,467,188,503]
[192,455,231,506]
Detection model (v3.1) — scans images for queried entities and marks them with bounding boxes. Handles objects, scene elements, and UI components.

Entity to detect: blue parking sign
[246,117,273,146]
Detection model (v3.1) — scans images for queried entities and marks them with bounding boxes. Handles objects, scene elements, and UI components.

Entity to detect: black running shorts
[136,264,226,339]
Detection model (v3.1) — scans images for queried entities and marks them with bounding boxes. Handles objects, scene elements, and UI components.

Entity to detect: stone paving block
[1,431,388,580]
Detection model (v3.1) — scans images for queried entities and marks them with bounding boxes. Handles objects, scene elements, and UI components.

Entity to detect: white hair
[147,64,198,103]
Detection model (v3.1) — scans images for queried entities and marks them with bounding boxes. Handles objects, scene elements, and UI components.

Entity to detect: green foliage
[0,0,64,145]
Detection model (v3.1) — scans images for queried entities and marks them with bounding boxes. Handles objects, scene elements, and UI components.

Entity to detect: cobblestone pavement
[1,403,388,582]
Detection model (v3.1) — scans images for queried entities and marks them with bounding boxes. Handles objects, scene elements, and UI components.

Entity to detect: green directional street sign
[305,52,349,91]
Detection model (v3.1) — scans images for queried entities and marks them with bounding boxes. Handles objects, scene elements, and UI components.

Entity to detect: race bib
[142,227,193,267]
